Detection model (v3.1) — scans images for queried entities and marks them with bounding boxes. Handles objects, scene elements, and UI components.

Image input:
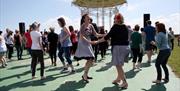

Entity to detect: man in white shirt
[30,22,45,80]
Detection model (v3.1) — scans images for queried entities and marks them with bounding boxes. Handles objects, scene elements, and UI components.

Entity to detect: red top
[70,32,78,43]
[24,32,32,48]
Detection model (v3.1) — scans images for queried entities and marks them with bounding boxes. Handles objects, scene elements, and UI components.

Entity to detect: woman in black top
[14,30,23,60]
[98,28,107,60]
[96,13,129,89]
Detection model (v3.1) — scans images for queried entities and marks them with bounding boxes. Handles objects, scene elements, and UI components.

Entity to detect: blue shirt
[144,25,156,42]
[155,32,170,50]
[59,29,72,47]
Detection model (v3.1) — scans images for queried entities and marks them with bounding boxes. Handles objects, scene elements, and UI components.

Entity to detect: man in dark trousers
[48,27,58,66]
[144,20,156,63]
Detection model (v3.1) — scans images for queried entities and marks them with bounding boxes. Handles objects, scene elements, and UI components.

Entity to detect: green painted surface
[0,51,180,91]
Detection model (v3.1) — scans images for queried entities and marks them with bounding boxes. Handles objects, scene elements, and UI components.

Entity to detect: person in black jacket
[90,18,99,62]
[48,27,58,66]
[96,13,129,89]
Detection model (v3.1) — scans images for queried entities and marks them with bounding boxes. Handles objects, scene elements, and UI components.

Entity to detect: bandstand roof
[72,0,127,8]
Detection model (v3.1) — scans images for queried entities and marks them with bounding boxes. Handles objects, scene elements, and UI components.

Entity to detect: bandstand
[72,0,127,29]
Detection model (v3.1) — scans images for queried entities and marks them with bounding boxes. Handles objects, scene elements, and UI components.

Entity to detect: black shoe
[62,68,68,71]
[87,76,93,79]
[162,78,169,83]
[76,63,80,66]
[82,76,89,83]
[147,60,151,64]
[18,58,23,60]
[54,63,57,66]
[2,65,6,68]
[71,70,76,73]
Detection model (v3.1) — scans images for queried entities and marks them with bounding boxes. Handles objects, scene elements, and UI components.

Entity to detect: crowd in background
[0,12,180,88]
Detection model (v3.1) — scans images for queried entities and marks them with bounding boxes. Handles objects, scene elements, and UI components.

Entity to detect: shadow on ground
[0,73,75,91]
[102,84,126,91]
[8,64,31,70]
[53,80,88,91]
[96,62,112,72]
[141,84,167,91]
[0,66,49,82]
[125,69,141,79]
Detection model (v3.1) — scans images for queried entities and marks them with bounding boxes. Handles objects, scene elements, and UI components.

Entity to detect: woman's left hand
[90,41,98,45]
[151,41,156,45]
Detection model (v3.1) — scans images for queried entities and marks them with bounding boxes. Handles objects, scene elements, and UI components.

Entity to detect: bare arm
[19,34,23,45]
[11,36,14,45]
[38,35,44,51]
[60,27,71,42]
[91,24,106,38]
[96,37,106,44]
[80,33,92,43]
[0,36,2,43]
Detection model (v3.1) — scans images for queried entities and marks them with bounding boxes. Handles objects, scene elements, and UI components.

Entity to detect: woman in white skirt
[96,13,129,89]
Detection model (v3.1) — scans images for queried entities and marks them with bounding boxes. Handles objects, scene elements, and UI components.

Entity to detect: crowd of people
[0,12,178,89]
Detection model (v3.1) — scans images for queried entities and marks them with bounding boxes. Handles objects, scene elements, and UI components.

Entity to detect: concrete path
[0,50,180,91]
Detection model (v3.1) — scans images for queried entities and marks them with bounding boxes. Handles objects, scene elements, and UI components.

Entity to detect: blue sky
[0,0,180,34]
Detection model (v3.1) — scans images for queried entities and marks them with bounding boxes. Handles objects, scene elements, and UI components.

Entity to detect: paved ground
[0,50,180,91]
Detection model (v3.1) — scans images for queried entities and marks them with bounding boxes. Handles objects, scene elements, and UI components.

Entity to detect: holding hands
[90,41,98,45]
[151,41,156,45]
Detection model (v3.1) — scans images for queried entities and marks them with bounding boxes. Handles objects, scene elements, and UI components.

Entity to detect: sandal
[112,79,120,84]
[119,82,128,89]
[82,76,89,83]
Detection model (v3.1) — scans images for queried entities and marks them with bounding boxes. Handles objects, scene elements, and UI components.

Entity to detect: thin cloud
[126,4,139,12]
[152,13,180,34]
[41,15,80,34]
[124,12,180,34]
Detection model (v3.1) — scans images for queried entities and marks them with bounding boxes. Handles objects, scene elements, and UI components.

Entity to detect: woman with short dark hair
[130,25,143,69]
[14,30,23,60]
[69,25,79,66]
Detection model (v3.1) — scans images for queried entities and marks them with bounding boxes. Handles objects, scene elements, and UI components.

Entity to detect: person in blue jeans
[151,23,171,84]
[57,17,75,73]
